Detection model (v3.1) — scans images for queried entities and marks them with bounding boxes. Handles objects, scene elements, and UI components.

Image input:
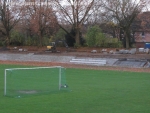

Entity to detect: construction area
[0,47,150,69]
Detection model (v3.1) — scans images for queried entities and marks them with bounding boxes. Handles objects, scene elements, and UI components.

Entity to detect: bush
[42,36,49,46]
[10,30,24,46]
[85,25,123,48]
[74,43,81,48]
[24,37,34,46]
[86,25,101,47]
[55,29,66,40]
[0,41,3,46]
[95,32,107,47]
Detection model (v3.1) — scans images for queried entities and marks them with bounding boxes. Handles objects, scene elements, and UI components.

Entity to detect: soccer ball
[64,84,68,88]
[61,84,68,88]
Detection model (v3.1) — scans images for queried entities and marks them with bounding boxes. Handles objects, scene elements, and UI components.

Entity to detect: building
[133,12,150,48]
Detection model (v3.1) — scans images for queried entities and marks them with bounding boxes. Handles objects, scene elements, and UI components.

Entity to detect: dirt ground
[0,46,150,73]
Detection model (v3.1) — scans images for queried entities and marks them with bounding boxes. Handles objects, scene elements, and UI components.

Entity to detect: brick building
[133,12,150,48]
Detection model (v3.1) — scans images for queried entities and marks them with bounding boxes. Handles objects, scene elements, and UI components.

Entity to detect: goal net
[4,66,68,97]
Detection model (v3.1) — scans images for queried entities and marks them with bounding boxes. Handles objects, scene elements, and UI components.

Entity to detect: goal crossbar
[5,66,61,71]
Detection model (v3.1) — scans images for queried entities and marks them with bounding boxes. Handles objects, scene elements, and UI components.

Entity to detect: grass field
[0,64,150,113]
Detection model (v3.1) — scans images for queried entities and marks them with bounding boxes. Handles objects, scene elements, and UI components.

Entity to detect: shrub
[10,30,24,46]
[85,26,123,48]
[86,25,101,47]
[95,32,107,47]
[55,29,66,40]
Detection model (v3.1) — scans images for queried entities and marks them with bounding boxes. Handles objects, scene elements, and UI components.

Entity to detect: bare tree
[144,0,150,11]
[53,0,99,46]
[100,0,146,48]
[0,0,22,46]
[21,0,58,46]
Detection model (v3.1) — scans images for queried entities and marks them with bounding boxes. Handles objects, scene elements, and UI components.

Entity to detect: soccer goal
[4,66,68,97]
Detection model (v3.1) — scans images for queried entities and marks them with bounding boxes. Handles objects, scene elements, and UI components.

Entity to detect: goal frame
[4,66,63,96]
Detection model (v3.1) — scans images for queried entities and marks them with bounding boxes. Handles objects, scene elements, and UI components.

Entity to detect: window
[141,31,145,38]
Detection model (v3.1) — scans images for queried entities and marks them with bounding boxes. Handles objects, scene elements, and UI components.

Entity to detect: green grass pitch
[0,64,150,113]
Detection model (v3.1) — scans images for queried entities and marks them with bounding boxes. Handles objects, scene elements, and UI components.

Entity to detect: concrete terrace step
[70,59,106,65]
[113,60,148,68]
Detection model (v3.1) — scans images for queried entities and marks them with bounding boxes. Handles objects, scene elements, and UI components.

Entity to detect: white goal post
[4,66,68,97]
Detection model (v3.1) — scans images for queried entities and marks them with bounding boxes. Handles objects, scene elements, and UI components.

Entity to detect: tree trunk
[39,36,42,47]
[6,31,10,46]
[4,37,9,47]
[38,31,42,47]
[125,29,130,49]
[75,27,80,46]
[125,36,130,49]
